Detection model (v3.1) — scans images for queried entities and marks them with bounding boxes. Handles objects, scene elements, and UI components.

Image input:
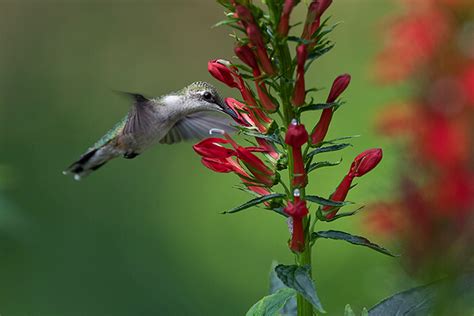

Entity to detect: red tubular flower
[277,0,296,36]
[225,97,273,133]
[310,74,351,144]
[292,45,308,106]
[301,0,333,40]
[246,24,275,76]
[349,148,383,177]
[327,74,351,103]
[208,59,239,88]
[324,148,383,219]
[284,189,309,252]
[193,138,235,158]
[285,119,309,187]
[235,44,278,112]
[235,44,259,74]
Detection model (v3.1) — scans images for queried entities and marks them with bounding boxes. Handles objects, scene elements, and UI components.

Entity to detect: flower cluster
[369,0,474,275]
[195,1,384,313]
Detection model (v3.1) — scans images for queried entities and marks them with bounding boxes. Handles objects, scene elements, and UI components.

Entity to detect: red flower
[278,0,296,36]
[349,148,383,177]
[325,148,383,219]
[284,189,309,252]
[327,74,351,103]
[285,120,309,187]
[301,0,332,40]
[310,74,351,144]
[208,59,239,88]
[235,44,278,112]
[225,98,273,133]
[194,132,275,187]
[246,23,275,76]
[292,45,308,106]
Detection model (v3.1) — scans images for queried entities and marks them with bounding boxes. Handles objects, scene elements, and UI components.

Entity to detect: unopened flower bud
[208,59,239,88]
[349,148,383,177]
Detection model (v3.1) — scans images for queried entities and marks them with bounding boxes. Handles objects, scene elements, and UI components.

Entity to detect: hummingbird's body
[64,82,237,180]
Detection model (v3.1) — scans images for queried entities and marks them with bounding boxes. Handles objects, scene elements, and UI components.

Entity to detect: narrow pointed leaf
[320,135,360,145]
[318,206,364,221]
[246,287,296,316]
[312,230,395,257]
[306,195,352,207]
[223,193,285,214]
[298,102,337,113]
[306,159,342,173]
[307,143,352,158]
[369,272,474,315]
[275,264,325,313]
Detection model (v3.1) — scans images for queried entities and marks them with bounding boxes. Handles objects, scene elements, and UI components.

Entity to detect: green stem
[275,36,314,316]
[297,220,313,316]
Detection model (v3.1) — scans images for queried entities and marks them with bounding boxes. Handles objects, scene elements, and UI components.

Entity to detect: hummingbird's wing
[160,111,236,144]
[122,93,156,135]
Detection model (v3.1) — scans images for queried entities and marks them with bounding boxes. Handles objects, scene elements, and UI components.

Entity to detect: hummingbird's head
[182,81,238,119]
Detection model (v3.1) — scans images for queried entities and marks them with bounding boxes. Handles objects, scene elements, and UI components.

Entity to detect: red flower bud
[310,109,332,145]
[310,74,351,145]
[284,191,309,252]
[302,0,332,40]
[256,83,278,112]
[235,5,255,26]
[208,59,239,88]
[285,119,309,148]
[277,0,296,36]
[292,45,308,106]
[327,74,351,103]
[325,148,383,219]
[349,148,383,177]
[286,120,309,187]
[234,44,259,74]
[247,24,275,75]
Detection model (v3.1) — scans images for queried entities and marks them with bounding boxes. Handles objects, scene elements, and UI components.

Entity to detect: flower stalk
[197,1,384,314]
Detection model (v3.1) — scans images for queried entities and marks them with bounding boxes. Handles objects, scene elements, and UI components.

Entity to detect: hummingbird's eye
[203,91,213,101]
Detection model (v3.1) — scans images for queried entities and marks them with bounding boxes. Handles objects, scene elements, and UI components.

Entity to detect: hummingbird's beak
[219,99,239,120]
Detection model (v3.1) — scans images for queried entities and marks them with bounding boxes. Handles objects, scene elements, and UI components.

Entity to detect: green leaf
[306,195,351,207]
[222,193,286,214]
[344,304,356,316]
[246,287,296,316]
[368,272,474,315]
[320,135,360,145]
[297,102,337,113]
[307,143,352,158]
[312,230,395,257]
[269,263,297,315]
[212,18,240,28]
[275,264,325,313]
[306,159,342,173]
[317,206,364,222]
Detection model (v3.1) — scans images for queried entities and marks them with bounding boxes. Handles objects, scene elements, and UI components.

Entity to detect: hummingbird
[63,81,238,180]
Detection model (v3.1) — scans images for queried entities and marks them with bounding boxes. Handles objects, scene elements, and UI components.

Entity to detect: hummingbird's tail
[63,147,116,180]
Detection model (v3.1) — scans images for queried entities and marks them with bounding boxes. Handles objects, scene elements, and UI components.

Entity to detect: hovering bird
[63,81,237,180]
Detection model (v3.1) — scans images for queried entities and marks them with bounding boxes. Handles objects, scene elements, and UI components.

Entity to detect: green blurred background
[0,1,410,315]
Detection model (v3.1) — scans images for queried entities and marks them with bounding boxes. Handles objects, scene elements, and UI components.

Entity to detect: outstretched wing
[122,93,156,136]
[160,111,236,144]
